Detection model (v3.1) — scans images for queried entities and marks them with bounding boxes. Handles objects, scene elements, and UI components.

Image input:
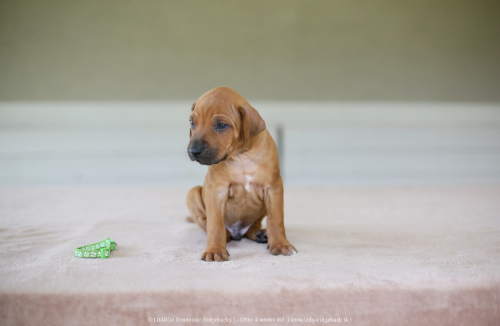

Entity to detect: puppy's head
[187,87,266,165]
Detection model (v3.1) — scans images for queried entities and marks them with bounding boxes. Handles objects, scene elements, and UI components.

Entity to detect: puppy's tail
[186,216,195,223]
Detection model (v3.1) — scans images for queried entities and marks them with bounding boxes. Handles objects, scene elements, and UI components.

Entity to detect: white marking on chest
[244,175,253,192]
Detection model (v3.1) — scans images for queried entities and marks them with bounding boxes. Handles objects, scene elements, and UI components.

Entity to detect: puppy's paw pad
[201,249,230,262]
[268,243,297,256]
[255,229,268,243]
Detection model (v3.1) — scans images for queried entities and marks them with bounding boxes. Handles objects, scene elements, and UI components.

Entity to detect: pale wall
[1,102,499,186]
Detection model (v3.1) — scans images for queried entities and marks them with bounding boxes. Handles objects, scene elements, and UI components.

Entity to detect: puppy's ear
[190,103,195,137]
[237,105,266,147]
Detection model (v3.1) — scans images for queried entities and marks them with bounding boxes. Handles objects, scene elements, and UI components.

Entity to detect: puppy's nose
[189,141,206,156]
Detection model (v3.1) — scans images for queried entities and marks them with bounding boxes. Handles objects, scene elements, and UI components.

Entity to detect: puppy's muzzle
[189,140,206,157]
[188,139,227,165]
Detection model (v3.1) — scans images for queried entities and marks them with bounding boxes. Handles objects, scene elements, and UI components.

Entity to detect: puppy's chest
[225,175,265,233]
[226,162,264,200]
[228,174,259,196]
[223,158,267,236]
[226,160,266,208]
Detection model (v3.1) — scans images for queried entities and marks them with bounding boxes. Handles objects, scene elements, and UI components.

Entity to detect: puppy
[186,87,297,261]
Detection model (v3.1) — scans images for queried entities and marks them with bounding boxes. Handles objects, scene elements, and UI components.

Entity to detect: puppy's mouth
[188,150,229,165]
[193,153,228,166]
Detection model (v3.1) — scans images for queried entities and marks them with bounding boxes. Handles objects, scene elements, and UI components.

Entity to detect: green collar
[74,238,117,259]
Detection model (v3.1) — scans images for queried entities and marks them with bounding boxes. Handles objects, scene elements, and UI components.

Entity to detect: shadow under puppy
[186,87,297,262]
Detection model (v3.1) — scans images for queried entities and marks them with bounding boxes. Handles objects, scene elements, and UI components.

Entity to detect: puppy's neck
[232,130,267,160]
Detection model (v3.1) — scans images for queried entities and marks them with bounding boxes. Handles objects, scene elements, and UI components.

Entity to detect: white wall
[1,102,499,186]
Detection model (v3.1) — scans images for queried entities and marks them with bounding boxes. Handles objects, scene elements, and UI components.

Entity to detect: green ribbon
[74,238,117,259]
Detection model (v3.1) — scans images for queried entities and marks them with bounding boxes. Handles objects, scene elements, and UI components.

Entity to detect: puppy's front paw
[201,248,230,262]
[267,242,297,256]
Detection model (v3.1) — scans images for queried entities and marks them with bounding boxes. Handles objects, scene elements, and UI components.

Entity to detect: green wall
[1,0,499,101]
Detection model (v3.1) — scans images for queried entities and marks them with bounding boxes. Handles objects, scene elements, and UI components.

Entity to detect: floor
[1,185,499,325]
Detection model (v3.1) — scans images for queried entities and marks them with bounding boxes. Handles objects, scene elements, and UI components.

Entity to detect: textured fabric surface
[0,186,499,325]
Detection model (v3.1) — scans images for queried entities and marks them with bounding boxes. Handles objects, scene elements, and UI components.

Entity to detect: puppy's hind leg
[186,186,231,242]
[186,186,207,231]
[244,216,268,243]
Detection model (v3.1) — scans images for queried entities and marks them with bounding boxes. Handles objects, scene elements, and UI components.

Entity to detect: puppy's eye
[189,119,195,129]
[216,123,229,131]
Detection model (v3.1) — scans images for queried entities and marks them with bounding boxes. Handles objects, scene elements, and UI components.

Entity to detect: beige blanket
[1,186,499,325]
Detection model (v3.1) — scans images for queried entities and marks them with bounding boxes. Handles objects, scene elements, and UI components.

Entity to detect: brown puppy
[186,87,297,262]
